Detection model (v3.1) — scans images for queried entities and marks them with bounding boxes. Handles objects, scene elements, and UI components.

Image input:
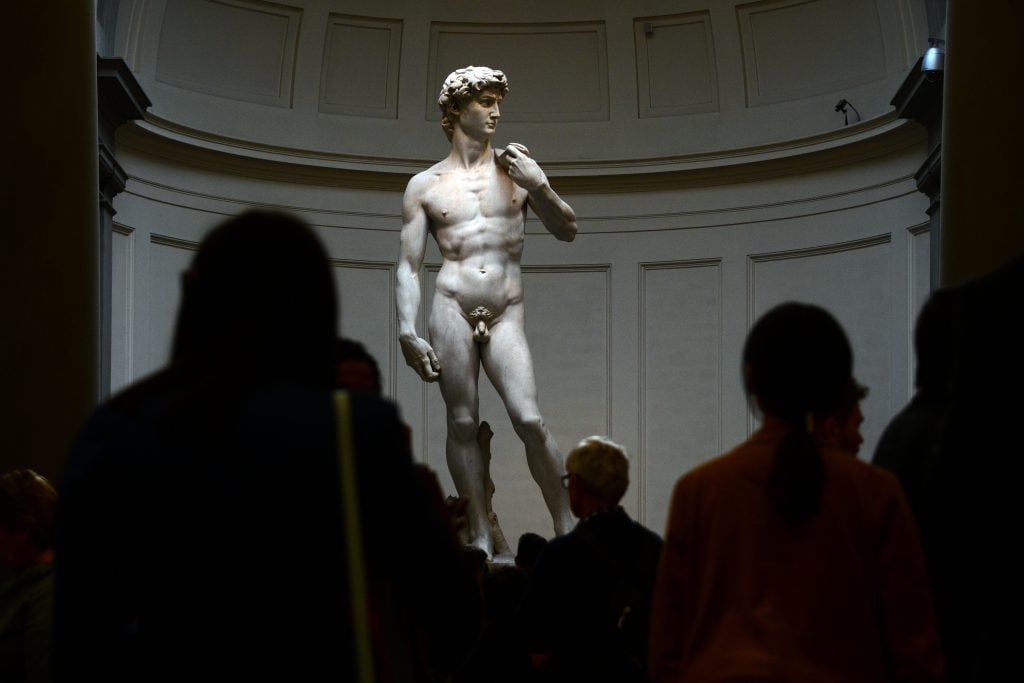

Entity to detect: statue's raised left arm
[501,143,577,242]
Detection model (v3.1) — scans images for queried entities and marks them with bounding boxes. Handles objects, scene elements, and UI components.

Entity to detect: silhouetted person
[57,210,472,682]
[454,564,534,683]
[874,255,1024,682]
[649,302,943,683]
[518,436,662,682]
[515,532,547,577]
[874,287,958,562]
[0,469,57,683]
[335,337,384,394]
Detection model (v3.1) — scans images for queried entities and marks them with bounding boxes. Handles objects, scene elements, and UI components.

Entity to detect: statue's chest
[427,170,523,224]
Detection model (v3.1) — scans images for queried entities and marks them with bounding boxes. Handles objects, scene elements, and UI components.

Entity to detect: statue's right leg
[429,296,492,556]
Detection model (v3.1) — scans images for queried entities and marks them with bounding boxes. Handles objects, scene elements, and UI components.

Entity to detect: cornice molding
[98,57,151,128]
[891,54,943,127]
[118,112,925,194]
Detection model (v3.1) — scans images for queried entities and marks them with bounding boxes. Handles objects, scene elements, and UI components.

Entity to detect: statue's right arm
[396,176,441,382]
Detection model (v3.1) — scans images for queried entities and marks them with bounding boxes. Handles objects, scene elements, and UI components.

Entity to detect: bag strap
[334,391,375,683]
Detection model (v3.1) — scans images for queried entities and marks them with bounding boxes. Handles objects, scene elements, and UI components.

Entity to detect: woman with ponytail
[648,303,943,683]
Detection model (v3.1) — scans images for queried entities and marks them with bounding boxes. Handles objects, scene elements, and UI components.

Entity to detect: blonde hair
[565,436,629,504]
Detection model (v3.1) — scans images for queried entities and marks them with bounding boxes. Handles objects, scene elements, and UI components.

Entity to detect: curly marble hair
[438,65,510,140]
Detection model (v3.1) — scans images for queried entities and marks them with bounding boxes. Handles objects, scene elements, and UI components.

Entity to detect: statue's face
[453,87,502,140]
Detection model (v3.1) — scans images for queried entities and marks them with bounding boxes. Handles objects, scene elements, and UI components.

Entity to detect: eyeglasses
[560,473,575,489]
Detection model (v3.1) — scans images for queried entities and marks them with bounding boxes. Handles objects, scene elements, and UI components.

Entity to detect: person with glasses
[517,436,662,682]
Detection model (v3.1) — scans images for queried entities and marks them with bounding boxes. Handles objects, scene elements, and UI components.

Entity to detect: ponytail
[769,417,824,524]
[743,303,854,526]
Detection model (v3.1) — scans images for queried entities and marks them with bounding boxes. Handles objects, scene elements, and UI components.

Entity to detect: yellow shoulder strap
[333,391,374,683]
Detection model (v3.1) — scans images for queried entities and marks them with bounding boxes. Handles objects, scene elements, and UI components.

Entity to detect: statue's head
[438,65,510,141]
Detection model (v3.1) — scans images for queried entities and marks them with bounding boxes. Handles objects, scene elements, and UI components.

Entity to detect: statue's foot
[468,534,494,560]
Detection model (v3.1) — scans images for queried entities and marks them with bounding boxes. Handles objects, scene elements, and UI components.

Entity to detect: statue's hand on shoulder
[400,334,441,382]
[498,142,547,192]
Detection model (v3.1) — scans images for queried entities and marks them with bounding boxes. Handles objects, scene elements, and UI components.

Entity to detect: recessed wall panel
[428,22,609,122]
[738,0,886,106]
[332,261,396,396]
[156,0,301,107]
[641,260,721,535]
[147,235,197,375]
[320,15,402,117]
[635,13,718,117]
[749,235,892,458]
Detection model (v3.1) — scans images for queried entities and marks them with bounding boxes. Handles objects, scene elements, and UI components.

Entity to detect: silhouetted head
[742,303,856,523]
[334,337,382,394]
[0,469,57,573]
[172,210,337,388]
[565,436,629,517]
[816,381,869,456]
[913,287,958,396]
[743,303,854,423]
[438,65,509,141]
[515,532,547,573]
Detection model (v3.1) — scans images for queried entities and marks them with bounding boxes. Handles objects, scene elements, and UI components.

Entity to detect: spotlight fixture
[922,38,945,81]
[834,99,861,126]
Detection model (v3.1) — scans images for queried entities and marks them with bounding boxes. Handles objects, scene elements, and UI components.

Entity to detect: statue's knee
[512,414,546,442]
[448,413,478,442]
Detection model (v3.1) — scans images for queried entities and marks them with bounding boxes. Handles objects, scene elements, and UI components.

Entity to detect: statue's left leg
[481,305,574,536]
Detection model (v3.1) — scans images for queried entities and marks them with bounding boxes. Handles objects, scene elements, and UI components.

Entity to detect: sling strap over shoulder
[334,391,375,683]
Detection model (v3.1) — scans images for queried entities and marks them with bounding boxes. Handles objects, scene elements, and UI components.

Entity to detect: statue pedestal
[487,553,515,568]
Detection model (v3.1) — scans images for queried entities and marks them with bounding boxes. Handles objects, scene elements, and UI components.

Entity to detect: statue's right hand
[400,334,441,382]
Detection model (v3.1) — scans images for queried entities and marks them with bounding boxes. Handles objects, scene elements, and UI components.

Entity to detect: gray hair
[438,65,510,140]
[565,436,629,504]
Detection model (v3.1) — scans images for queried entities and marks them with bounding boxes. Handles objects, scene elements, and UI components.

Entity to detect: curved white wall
[109,0,935,540]
[116,0,931,167]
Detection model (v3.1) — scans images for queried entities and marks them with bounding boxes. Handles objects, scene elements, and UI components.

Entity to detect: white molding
[748,233,892,268]
[150,233,200,251]
[122,179,401,228]
[120,107,920,182]
[122,170,916,231]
